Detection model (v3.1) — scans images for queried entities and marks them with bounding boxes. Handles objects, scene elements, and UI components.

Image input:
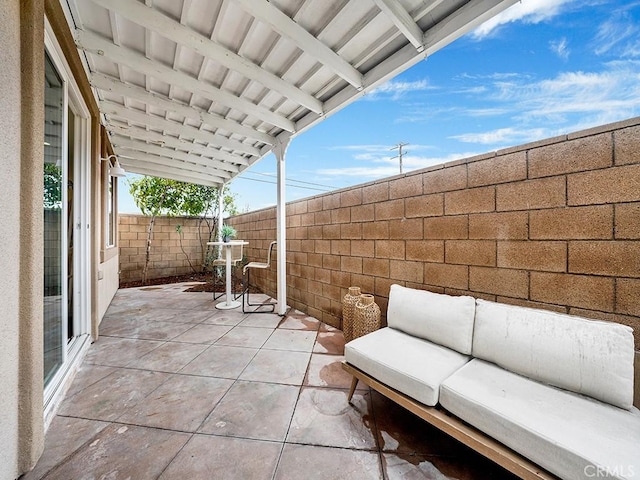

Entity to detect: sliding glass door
[43,28,91,407]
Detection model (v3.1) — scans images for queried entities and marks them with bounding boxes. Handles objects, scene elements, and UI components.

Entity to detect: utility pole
[390,142,409,174]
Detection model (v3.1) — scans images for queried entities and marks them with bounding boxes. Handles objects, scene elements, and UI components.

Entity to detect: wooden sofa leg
[347,377,358,403]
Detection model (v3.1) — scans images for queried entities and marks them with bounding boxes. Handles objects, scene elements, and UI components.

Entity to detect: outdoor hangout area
[26,283,519,479]
[4,1,640,479]
[29,117,640,480]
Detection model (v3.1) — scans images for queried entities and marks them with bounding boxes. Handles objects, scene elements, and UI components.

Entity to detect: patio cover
[64,0,518,313]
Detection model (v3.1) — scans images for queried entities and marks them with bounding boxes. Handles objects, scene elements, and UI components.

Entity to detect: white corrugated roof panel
[66,0,518,185]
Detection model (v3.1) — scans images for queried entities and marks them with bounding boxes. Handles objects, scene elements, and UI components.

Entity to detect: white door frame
[43,17,92,421]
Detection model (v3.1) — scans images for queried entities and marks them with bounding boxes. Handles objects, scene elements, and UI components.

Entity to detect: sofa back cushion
[387,284,476,355]
[473,299,635,410]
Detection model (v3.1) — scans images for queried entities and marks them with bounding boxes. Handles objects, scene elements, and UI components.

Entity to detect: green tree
[175,183,238,269]
[128,176,237,283]
[44,163,62,209]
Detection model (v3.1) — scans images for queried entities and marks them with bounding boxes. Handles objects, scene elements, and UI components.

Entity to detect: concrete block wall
[229,117,640,348]
[118,214,212,283]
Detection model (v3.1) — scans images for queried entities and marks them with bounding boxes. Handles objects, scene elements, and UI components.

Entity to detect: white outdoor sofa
[343,284,640,480]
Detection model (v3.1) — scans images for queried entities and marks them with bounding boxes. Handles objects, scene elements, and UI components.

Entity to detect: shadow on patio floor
[25,283,517,480]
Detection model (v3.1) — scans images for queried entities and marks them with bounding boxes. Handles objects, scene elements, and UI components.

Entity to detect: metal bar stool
[212,241,244,301]
[242,241,277,313]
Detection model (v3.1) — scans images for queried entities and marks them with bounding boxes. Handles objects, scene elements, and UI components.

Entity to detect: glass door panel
[43,51,66,387]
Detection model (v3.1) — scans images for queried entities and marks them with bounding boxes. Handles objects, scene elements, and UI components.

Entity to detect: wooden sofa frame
[342,351,640,480]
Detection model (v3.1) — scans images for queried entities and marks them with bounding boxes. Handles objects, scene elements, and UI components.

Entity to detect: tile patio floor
[25,283,517,480]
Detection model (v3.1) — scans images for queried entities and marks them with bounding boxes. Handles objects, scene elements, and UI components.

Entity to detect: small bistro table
[207,240,248,310]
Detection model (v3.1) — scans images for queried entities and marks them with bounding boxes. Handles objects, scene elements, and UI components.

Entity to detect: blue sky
[119,0,640,214]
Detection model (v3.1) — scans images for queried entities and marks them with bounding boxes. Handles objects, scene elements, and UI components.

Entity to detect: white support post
[274,135,290,315]
[217,184,224,258]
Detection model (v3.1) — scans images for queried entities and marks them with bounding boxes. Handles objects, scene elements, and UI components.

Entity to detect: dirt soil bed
[120,272,245,293]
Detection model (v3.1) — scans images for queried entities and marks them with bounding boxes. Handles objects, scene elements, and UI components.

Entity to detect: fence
[228,117,640,348]
[118,214,215,283]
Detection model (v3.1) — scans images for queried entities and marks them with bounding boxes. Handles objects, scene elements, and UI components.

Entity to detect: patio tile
[237,312,282,328]
[277,314,321,331]
[159,434,281,480]
[262,329,317,352]
[304,353,367,390]
[171,324,233,344]
[58,368,170,421]
[22,416,109,480]
[129,308,180,323]
[313,331,345,354]
[102,304,150,318]
[180,345,258,379]
[319,323,341,333]
[84,336,163,367]
[275,444,381,480]
[199,380,299,441]
[41,423,190,480]
[239,349,311,385]
[287,387,377,450]
[152,296,212,311]
[215,326,274,348]
[142,309,215,324]
[201,311,247,326]
[129,342,208,373]
[117,374,233,432]
[65,364,117,398]
[382,454,451,480]
[99,318,194,341]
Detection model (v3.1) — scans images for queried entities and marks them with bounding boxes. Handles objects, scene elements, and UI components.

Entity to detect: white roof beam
[413,0,447,21]
[96,89,260,156]
[91,73,275,146]
[106,123,250,166]
[371,0,424,51]
[116,150,230,181]
[95,0,324,115]
[110,135,238,174]
[75,29,296,131]
[100,100,254,165]
[235,0,364,90]
[422,0,519,55]
[117,158,224,186]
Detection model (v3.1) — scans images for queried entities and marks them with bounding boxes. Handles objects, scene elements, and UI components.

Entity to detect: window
[106,174,115,247]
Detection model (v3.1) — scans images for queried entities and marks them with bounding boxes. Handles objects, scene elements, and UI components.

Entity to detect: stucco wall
[229,117,640,349]
[118,214,215,283]
[0,2,24,477]
[0,1,46,478]
[98,254,120,320]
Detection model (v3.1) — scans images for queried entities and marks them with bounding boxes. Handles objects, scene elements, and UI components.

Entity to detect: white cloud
[594,10,640,57]
[449,61,640,147]
[550,37,570,59]
[471,0,572,39]
[517,67,640,120]
[365,79,433,101]
[450,127,550,145]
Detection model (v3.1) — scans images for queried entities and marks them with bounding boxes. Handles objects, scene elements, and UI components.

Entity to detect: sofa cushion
[387,284,476,355]
[473,299,635,410]
[440,359,640,480]
[345,327,470,406]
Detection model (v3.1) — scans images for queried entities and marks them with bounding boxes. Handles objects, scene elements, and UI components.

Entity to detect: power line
[235,175,334,192]
[245,170,338,189]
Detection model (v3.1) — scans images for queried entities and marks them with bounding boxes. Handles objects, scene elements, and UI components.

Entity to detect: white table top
[207,240,249,246]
